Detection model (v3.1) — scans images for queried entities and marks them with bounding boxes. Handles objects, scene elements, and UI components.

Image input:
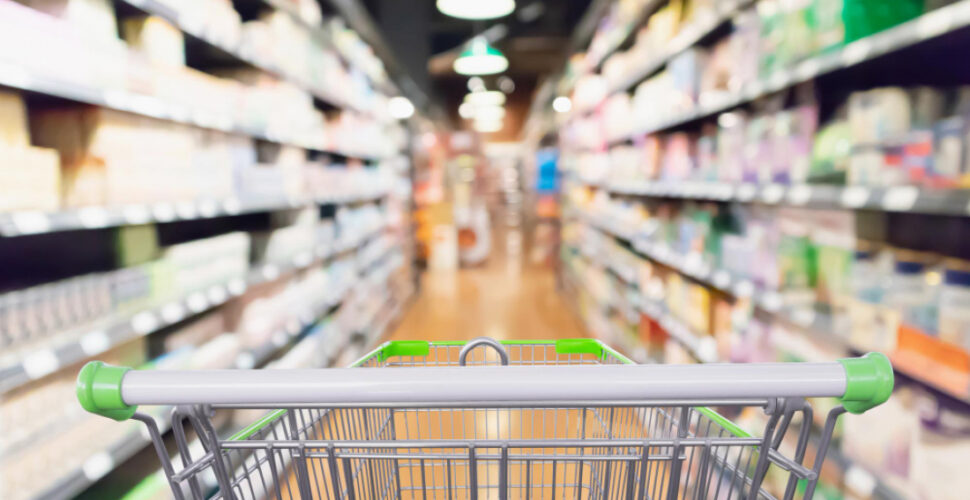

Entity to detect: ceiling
[360,0,593,140]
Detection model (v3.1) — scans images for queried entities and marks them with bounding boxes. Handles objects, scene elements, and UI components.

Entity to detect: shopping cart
[77,337,893,500]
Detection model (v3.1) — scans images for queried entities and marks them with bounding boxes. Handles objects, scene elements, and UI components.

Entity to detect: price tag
[733,280,755,298]
[122,205,151,225]
[761,184,785,204]
[0,62,32,89]
[175,201,197,220]
[228,278,247,296]
[12,212,51,235]
[794,59,821,81]
[882,186,919,212]
[80,331,110,356]
[161,303,186,324]
[292,251,313,268]
[262,264,280,281]
[198,200,219,218]
[760,291,783,312]
[787,185,812,205]
[273,331,289,347]
[841,40,872,66]
[712,270,731,289]
[102,89,130,110]
[23,350,59,380]
[792,308,816,327]
[235,352,255,369]
[207,285,228,304]
[78,207,110,228]
[736,184,757,201]
[768,71,790,91]
[152,203,176,223]
[223,198,242,215]
[698,338,719,363]
[845,465,877,498]
[841,186,870,208]
[131,311,159,334]
[186,292,208,313]
[916,11,953,40]
[82,452,114,481]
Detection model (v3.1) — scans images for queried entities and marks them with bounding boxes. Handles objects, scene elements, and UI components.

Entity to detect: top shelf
[0,1,392,161]
[575,0,970,140]
[120,0,371,114]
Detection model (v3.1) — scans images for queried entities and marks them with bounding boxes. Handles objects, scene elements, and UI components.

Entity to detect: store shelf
[118,0,368,114]
[28,404,174,500]
[579,214,970,405]
[258,0,393,96]
[0,225,385,393]
[586,0,664,72]
[605,0,970,142]
[602,180,970,217]
[605,0,749,97]
[29,283,354,500]
[0,24,384,162]
[0,191,387,238]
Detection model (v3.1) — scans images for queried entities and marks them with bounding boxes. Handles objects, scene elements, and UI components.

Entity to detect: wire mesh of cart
[77,337,893,500]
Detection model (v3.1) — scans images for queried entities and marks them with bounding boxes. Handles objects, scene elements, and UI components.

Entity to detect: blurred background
[1,0,969,498]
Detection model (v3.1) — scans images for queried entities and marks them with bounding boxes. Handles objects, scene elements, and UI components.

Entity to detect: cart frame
[77,338,893,500]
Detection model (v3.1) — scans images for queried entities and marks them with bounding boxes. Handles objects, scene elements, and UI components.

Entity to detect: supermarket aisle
[388,234,586,343]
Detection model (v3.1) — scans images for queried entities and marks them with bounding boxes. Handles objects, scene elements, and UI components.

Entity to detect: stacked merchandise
[0,0,418,499]
[555,1,970,499]
[0,0,405,156]
[0,88,401,215]
[589,87,970,189]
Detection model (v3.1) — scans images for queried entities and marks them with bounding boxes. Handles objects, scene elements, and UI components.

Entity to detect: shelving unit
[118,0,369,114]
[0,1,418,499]
[583,0,970,143]
[546,1,970,499]
[0,191,388,237]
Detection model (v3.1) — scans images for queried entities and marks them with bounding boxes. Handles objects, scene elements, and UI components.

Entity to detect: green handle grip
[77,361,137,421]
[838,352,894,414]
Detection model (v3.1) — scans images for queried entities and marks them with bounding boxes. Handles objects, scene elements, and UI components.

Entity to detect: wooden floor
[387,245,587,344]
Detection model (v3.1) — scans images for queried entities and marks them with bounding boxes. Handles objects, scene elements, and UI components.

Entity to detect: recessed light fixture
[387,96,415,119]
[454,37,508,76]
[474,118,504,133]
[464,90,506,107]
[472,106,506,121]
[437,0,515,20]
[552,96,572,113]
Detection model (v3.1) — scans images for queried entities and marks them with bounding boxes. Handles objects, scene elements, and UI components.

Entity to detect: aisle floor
[387,249,586,344]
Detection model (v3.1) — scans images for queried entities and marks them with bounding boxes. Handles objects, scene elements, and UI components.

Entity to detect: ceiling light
[387,96,414,119]
[467,77,485,92]
[464,90,506,107]
[473,106,506,121]
[437,0,515,20]
[498,76,515,93]
[552,96,572,113]
[458,102,475,119]
[474,119,504,133]
[454,37,508,76]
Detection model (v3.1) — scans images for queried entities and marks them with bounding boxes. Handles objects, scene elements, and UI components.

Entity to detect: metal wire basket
[77,337,893,499]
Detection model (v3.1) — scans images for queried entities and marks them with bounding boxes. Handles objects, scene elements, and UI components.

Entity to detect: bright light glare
[464,90,506,107]
[388,96,414,119]
[458,102,475,119]
[454,53,508,76]
[473,106,506,121]
[467,77,485,92]
[437,0,515,20]
[552,96,572,113]
[474,119,504,133]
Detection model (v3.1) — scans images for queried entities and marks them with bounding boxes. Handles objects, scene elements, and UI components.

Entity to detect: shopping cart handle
[77,353,893,420]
